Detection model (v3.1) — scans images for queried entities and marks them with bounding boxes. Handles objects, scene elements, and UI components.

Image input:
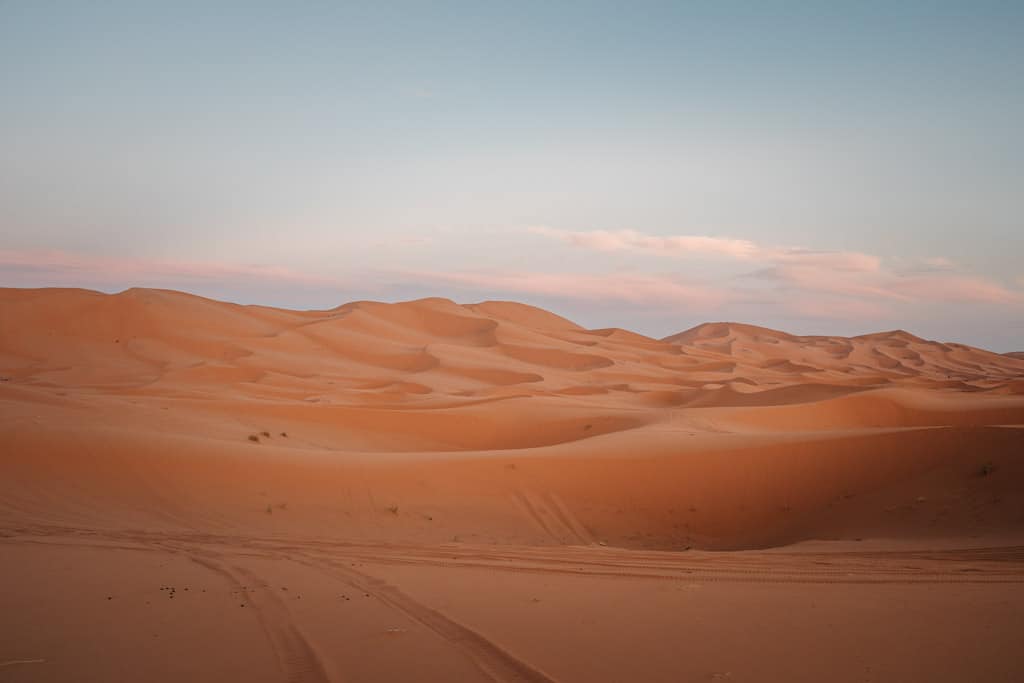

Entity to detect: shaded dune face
[2,288,1024,550]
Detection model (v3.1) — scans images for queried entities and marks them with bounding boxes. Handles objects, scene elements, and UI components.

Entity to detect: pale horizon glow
[1,2,1022,350]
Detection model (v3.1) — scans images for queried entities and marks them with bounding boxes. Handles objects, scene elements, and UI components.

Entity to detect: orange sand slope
[3,287,1024,683]
[2,286,1023,550]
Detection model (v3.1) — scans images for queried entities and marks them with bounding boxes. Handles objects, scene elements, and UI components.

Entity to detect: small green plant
[248,434,260,443]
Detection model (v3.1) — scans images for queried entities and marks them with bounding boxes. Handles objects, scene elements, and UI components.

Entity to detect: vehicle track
[7,524,1024,587]
[153,541,332,683]
[289,550,559,683]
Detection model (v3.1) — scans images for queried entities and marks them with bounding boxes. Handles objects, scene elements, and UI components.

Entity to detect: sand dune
[3,287,1023,545]
[2,287,1024,682]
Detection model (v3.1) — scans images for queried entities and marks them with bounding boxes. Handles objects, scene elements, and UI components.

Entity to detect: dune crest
[1,287,1023,552]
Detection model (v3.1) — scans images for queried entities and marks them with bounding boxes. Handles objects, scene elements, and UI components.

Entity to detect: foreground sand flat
[2,287,1024,681]
[3,531,1023,683]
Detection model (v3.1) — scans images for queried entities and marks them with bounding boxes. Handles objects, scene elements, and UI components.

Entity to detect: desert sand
[2,287,1023,682]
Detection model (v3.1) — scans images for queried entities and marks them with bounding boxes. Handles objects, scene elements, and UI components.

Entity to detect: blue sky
[2,2,1022,349]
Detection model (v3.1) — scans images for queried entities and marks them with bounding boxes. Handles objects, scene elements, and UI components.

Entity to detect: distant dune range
[3,286,1023,551]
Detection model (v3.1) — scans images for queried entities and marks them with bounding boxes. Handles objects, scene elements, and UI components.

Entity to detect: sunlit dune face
[2,286,1022,548]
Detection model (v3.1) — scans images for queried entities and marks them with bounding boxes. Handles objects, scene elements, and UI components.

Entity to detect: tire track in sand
[154,542,332,683]
[513,491,591,546]
[291,550,558,683]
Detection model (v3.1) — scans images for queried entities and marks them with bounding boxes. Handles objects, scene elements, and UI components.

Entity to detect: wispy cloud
[747,265,905,301]
[528,226,760,259]
[772,249,880,272]
[923,256,955,270]
[530,226,1023,308]
[755,266,1022,305]
[781,295,893,321]
[529,225,880,271]
[890,274,1022,304]
[402,269,730,309]
[374,236,434,248]
[0,249,343,288]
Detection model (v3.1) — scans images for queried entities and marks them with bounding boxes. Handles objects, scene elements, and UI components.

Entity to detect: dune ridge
[2,286,1023,551]
[4,289,1022,401]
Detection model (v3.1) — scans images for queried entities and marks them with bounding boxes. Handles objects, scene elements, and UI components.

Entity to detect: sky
[1,1,1022,350]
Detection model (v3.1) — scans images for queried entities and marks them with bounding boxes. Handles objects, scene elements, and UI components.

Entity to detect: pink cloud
[770,249,881,272]
[782,295,893,321]
[403,268,731,309]
[0,249,342,288]
[528,226,760,259]
[923,256,955,269]
[754,265,909,301]
[529,225,885,269]
[529,226,1024,311]
[375,236,434,248]
[890,274,1023,304]
[755,264,1021,306]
